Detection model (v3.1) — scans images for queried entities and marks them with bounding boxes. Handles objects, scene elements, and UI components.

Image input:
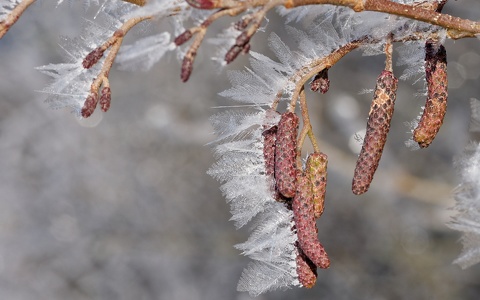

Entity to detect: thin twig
[384,34,393,72]
[178,6,247,81]
[0,0,36,39]
[296,88,321,169]
[82,15,152,117]
[288,40,363,112]
[121,0,146,6]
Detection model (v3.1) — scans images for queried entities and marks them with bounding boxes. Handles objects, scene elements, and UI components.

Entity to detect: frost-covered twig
[0,0,36,39]
[174,5,247,81]
[81,15,152,117]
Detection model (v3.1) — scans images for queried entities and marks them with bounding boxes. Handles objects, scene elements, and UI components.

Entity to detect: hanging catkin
[352,70,398,195]
[306,153,328,218]
[263,110,282,200]
[275,112,299,198]
[413,40,448,148]
[293,174,330,269]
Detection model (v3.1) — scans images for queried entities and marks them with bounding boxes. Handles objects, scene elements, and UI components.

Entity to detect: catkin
[306,153,328,219]
[413,40,448,148]
[295,244,317,288]
[352,70,398,195]
[275,112,299,198]
[293,174,330,269]
[263,110,281,200]
[263,126,277,176]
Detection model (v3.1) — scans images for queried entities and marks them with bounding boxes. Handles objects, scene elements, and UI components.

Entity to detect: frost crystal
[208,109,299,296]
[448,142,480,268]
[36,12,126,116]
[116,32,176,71]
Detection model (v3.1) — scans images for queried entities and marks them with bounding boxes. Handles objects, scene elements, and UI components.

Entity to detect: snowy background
[1,1,480,299]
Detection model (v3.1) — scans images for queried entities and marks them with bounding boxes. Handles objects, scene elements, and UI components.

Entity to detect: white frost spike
[209,110,280,228]
[125,0,188,19]
[36,60,102,114]
[397,42,425,81]
[236,203,298,296]
[208,25,241,67]
[448,142,480,268]
[36,11,125,116]
[116,32,175,71]
[208,108,299,295]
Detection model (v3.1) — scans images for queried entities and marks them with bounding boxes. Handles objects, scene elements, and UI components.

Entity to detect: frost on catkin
[413,40,447,148]
[306,152,328,218]
[275,112,299,198]
[293,174,330,269]
[353,70,398,195]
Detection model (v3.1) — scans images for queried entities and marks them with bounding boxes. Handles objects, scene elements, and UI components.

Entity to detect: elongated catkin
[293,174,330,269]
[275,112,299,198]
[413,40,448,148]
[352,70,398,195]
[263,110,281,200]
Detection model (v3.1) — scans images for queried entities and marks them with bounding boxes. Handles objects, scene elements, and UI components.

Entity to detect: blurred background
[1,1,480,299]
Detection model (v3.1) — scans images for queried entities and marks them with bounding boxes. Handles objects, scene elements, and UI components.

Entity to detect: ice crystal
[448,142,480,268]
[36,11,127,115]
[125,0,188,19]
[208,108,299,295]
[116,32,176,71]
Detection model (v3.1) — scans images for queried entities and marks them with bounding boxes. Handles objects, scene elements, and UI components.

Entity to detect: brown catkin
[293,174,330,269]
[274,112,299,198]
[413,40,448,148]
[263,126,277,177]
[352,70,398,195]
[81,92,99,118]
[99,86,111,112]
[306,153,328,219]
[263,110,281,200]
[295,244,317,288]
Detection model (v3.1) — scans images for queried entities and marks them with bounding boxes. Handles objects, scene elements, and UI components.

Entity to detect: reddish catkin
[293,174,330,269]
[263,126,277,178]
[262,110,281,200]
[413,40,448,148]
[274,112,299,198]
[295,244,317,288]
[81,92,99,118]
[99,86,111,112]
[82,48,104,69]
[306,153,328,219]
[352,70,398,195]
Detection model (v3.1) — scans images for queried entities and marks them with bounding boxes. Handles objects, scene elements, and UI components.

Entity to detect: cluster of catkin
[352,39,448,195]
[263,110,330,288]
[261,38,448,287]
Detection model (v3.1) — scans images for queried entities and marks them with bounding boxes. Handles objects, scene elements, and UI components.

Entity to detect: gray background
[1,1,480,299]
